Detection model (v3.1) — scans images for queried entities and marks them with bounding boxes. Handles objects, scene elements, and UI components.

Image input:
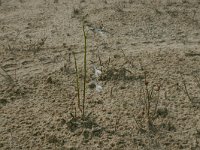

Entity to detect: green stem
[73,52,81,112]
[82,25,87,118]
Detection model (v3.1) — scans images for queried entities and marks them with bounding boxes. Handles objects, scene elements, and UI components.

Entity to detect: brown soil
[1,0,200,149]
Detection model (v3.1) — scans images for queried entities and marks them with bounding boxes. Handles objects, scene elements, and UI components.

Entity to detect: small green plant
[133,67,162,132]
[72,52,81,112]
[68,25,103,135]
[67,26,103,135]
[72,25,103,119]
[143,71,161,131]
[72,25,88,119]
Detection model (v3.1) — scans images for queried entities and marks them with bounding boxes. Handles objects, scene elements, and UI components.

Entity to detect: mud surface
[1,0,200,149]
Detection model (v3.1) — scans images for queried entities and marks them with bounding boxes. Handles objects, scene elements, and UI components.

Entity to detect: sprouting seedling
[82,25,87,118]
[93,65,102,78]
[72,52,81,112]
[71,25,87,119]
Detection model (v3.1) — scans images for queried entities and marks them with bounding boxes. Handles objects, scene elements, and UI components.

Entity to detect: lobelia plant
[82,24,87,118]
[73,25,87,119]
[72,25,103,120]
[72,25,89,119]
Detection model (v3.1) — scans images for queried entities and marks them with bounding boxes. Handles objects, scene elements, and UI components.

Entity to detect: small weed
[68,25,104,140]
[71,25,103,119]
[132,69,163,133]
[72,52,81,112]
[71,25,89,119]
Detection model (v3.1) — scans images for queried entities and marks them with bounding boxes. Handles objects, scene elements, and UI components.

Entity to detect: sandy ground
[1,0,200,149]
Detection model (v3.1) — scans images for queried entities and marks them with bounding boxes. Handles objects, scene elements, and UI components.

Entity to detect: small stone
[46,76,53,84]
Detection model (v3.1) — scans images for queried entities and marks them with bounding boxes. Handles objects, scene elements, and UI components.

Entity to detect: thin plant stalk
[153,87,160,117]
[73,52,81,112]
[144,72,150,120]
[193,73,200,88]
[181,74,192,102]
[82,25,87,118]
